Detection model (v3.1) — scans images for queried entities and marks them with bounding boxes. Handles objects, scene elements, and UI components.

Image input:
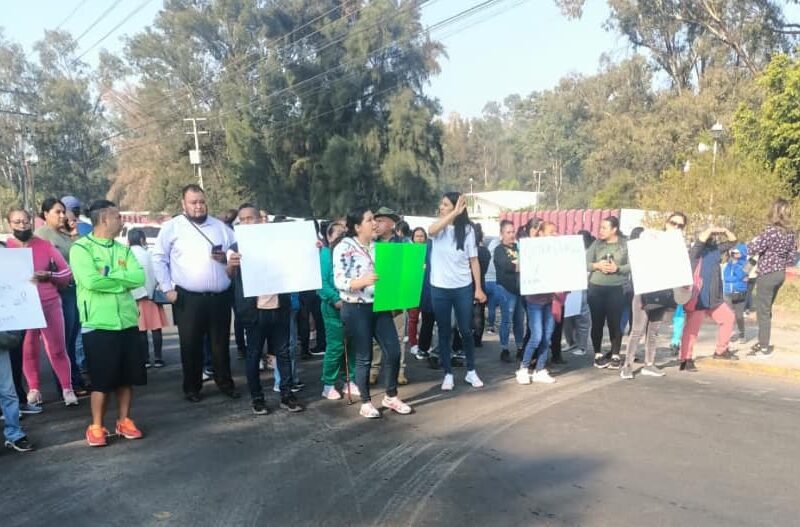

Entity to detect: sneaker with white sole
[619,365,634,380]
[63,389,79,406]
[382,396,412,415]
[571,348,587,356]
[465,370,484,388]
[322,385,341,400]
[515,367,531,385]
[344,382,361,397]
[360,402,381,419]
[531,369,556,384]
[640,364,665,377]
[27,389,42,406]
[441,373,454,391]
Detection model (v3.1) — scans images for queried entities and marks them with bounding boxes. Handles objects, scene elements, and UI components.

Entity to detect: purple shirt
[748,226,797,276]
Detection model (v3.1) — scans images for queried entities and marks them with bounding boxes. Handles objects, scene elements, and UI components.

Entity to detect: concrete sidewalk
[662,312,800,380]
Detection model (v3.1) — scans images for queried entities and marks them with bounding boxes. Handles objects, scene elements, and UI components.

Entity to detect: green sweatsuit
[318,247,355,385]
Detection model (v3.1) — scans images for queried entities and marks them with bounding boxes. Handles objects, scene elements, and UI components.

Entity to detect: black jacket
[494,243,520,295]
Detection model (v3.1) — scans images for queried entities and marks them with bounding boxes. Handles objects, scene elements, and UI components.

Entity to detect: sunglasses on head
[668,219,685,229]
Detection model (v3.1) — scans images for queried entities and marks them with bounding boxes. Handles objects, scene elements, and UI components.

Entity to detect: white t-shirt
[430,225,477,289]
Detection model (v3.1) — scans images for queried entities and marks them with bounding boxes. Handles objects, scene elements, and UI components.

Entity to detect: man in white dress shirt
[152,184,240,402]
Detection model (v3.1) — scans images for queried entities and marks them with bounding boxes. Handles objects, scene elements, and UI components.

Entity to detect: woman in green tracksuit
[318,221,359,400]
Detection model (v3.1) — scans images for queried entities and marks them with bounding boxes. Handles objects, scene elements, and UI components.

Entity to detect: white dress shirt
[152,215,234,293]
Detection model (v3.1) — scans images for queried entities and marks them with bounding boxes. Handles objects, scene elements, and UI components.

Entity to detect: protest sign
[519,235,588,295]
[234,221,321,297]
[373,243,427,312]
[627,230,693,295]
[564,291,583,318]
[0,248,46,331]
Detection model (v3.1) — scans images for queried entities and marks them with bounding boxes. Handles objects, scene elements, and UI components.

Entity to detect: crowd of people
[0,186,796,451]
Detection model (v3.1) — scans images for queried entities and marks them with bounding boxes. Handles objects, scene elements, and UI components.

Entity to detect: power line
[73,0,124,43]
[74,0,156,62]
[55,0,90,30]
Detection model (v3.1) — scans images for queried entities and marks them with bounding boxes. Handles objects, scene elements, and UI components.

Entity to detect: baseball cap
[61,195,81,211]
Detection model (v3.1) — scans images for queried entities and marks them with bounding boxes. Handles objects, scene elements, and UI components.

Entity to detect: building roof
[469,191,540,212]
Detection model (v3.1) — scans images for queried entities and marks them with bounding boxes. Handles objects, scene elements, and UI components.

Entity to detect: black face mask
[13,228,33,242]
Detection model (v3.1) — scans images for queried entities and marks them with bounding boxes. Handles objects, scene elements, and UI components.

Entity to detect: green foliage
[734,53,800,192]
[639,149,795,240]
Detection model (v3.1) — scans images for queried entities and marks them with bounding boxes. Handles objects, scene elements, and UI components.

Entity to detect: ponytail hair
[444,191,470,251]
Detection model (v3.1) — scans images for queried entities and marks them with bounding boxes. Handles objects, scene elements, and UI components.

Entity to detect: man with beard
[152,184,240,402]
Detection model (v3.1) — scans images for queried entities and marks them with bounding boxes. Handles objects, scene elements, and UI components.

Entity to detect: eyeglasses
[668,220,685,229]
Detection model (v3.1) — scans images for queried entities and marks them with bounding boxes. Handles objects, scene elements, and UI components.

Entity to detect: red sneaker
[86,425,108,447]
[115,418,143,440]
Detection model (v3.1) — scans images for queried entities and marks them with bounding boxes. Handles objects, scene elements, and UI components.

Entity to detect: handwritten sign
[0,248,46,331]
[628,230,693,295]
[519,236,588,295]
[234,221,322,297]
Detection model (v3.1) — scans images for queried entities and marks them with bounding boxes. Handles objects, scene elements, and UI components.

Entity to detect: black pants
[550,308,564,362]
[418,310,435,352]
[243,307,291,400]
[173,287,235,395]
[756,270,785,347]
[8,340,26,402]
[724,295,746,338]
[298,291,326,354]
[233,311,246,353]
[587,283,626,357]
[473,302,486,347]
[341,303,400,402]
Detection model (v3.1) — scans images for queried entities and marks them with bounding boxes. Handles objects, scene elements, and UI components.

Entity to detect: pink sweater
[6,236,72,305]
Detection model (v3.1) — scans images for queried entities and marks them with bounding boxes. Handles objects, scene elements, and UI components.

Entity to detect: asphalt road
[3,331,800,527]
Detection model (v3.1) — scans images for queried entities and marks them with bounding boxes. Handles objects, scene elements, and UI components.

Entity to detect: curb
[698,355,800,381]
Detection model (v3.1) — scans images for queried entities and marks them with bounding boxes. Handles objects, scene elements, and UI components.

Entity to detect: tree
[734,53,800,192]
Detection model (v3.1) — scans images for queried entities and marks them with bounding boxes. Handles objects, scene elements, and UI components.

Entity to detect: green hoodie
[69,234,145,331]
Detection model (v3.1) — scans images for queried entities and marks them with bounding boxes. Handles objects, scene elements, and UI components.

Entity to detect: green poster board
[373,243,427,312]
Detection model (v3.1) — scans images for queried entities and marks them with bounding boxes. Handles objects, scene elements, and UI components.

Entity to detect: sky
[1,0,626,117]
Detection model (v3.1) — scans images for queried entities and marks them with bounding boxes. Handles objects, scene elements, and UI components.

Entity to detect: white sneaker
[571,348,587,356]
[273,384,280,393]
[382,396,412,415]
[532,369,556,384]
[27,389,42,405]
[63,389,79,406]
[322,385,341,400]
[345,382,361,397]
[515,367,531,385]
[465,370,484,388]
[359,402,381,419]
[441,373,454,391]
[410,345,419,356]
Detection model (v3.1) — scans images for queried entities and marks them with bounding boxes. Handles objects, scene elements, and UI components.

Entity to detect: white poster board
[0,248,46,331]
[234,222,322,297]
[519,236,588,295]
[564,291,583,318]
[628,230,693,295]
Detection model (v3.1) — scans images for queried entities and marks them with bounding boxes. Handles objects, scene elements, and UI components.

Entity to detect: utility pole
[532,170,546,212]
[184,117,208,189]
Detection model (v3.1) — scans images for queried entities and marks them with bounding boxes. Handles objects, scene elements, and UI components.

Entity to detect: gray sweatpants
[624,295,665,368]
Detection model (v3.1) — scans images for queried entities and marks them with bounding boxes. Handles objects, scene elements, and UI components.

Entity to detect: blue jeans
[340,303,400,402]
[0,350,25,442]
[244,307,292,400]
[496,284,524,350]
[522,303,555,370]
[431,285,476,374]
[485,281,499,328]
[59,285,84,389]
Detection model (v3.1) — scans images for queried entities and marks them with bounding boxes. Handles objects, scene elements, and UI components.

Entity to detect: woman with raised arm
[427,193,487,391]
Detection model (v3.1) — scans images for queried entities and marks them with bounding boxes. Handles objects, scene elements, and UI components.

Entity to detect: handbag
[684,260,704,312]
[641,289,676,311]
[729,291,747,303]
[151,289,171,305]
